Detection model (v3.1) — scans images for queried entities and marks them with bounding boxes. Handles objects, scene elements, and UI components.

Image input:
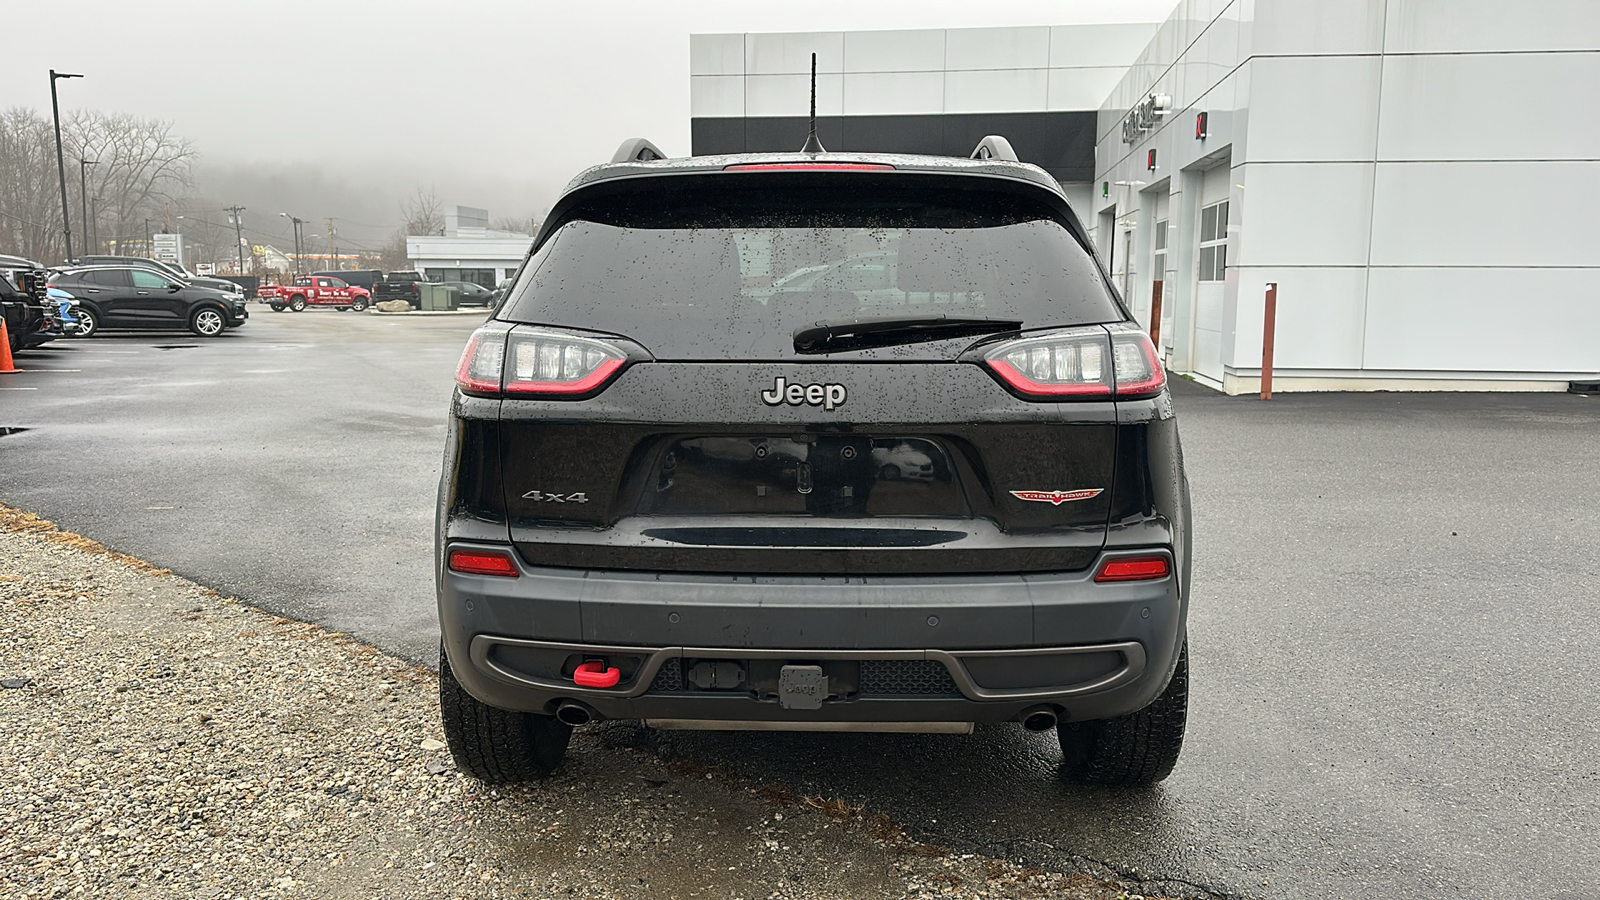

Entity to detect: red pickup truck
[258,275,372,312]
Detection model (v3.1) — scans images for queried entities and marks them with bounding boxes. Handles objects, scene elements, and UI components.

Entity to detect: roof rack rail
[970,135,1019,162]
[611,138,667,164]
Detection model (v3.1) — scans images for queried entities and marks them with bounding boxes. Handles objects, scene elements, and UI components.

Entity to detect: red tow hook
[573,659,621,688]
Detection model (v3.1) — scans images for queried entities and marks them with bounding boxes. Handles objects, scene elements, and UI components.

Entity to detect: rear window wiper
[793,315,1022,354]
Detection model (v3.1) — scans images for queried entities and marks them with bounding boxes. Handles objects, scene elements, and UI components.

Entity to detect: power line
[0,209,56,229]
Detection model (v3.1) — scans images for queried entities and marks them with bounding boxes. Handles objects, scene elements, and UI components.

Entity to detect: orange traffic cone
[0,319,18,373]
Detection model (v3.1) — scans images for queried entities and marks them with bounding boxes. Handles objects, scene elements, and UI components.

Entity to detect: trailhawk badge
[761,376,846,411]
[1010,489,1104,505]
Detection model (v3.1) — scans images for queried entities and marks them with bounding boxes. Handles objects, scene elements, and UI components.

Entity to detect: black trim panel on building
[692,111,1097,182]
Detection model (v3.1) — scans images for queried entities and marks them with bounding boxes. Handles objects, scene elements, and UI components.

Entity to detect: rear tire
[1058,641,1187,786]
[439,643,570,783]
[289,295,307,312]
[269,301,286,312]
[352,297,369,312]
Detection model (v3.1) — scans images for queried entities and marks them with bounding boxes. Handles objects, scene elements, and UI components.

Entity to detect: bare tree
[172,199,232,271]
[0,108,68,261]
[490,215,539,235]
[401,186,444,237]
[377,231,410,273]
[0,106,195,263]
[74,110,197,257]
[374,186,447,272]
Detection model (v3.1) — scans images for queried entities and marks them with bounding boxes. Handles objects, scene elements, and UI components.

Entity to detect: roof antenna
[801,52,825,153]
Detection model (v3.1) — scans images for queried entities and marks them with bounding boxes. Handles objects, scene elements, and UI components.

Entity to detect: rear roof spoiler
[970,135,1019,162]
[611,138,667,163]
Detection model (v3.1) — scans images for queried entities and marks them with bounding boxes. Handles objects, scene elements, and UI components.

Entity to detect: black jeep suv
[437,138,1192,786]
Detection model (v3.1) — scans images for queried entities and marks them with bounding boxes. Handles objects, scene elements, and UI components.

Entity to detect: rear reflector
[448,549,519,577]
[1094,555,1170,583]
[723,163,895,172]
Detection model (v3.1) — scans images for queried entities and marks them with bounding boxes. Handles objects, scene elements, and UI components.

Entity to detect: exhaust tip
[1020,706,1059,732]
[555,701,595,727]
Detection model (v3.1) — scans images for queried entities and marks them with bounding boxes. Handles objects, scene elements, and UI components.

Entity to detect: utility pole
[281,213,304,276]
[225,206,246,275]
[78,158,96,255]
[143,218,152,257]
[326,217,337,270]
[49,70,84,262]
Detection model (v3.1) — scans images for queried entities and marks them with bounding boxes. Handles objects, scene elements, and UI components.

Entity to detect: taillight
[455,331,505,394]
[984,328,1113,397]
[455,326,630,398]
[981,325,1165,400]
[504,330,626,395]
[1093,555,1170,583]
[448,548,519,577]
[1107,325,1165,397]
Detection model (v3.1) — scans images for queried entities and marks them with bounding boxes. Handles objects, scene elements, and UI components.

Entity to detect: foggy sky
[3,0,1178,249]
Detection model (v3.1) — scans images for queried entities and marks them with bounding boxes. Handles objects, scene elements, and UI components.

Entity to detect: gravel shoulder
[0,506,1175,900]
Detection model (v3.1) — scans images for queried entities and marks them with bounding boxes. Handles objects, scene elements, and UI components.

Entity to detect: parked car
[372,271,425,308]
[440,280,496,307]
[1,254,54,352]
[435,138,1192,787]
[489,277,514,305]
[312,269,383,292]
[49,266,249,337]
[48,286,85,337]
[257,275,371,312]
[73,255,243,297]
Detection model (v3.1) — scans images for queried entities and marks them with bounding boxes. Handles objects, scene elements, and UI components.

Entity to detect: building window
[1153,219,1168,281]
[1198,201,1227,282]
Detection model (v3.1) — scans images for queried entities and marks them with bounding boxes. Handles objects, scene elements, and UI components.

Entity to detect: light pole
[175,215,190,270]
[279,213,305,275]
[49,69,84,262]
[78,157,96,255]
[90,197,102,254]
[143,218,153,258]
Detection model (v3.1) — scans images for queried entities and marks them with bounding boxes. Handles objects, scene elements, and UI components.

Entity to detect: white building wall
[1096,0,1600,393]
[692,24,1158,121]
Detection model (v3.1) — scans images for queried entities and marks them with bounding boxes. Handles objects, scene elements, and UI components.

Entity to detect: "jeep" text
[760,377,847,411]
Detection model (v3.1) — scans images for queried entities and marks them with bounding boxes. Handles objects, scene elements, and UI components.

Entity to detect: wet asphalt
[2,310,1597,899]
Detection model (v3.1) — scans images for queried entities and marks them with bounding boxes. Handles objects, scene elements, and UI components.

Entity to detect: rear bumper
[438,544,1186,725]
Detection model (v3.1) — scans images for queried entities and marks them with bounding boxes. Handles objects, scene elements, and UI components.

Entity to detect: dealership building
[406,206,531,288]
[692,1,1600,393]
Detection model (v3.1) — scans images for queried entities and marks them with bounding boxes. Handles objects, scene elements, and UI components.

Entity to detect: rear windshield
[500,181,1122,359]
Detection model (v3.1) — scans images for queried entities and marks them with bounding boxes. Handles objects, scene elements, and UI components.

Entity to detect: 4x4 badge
[1011,489,1103,505]
[523,490,589,503]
